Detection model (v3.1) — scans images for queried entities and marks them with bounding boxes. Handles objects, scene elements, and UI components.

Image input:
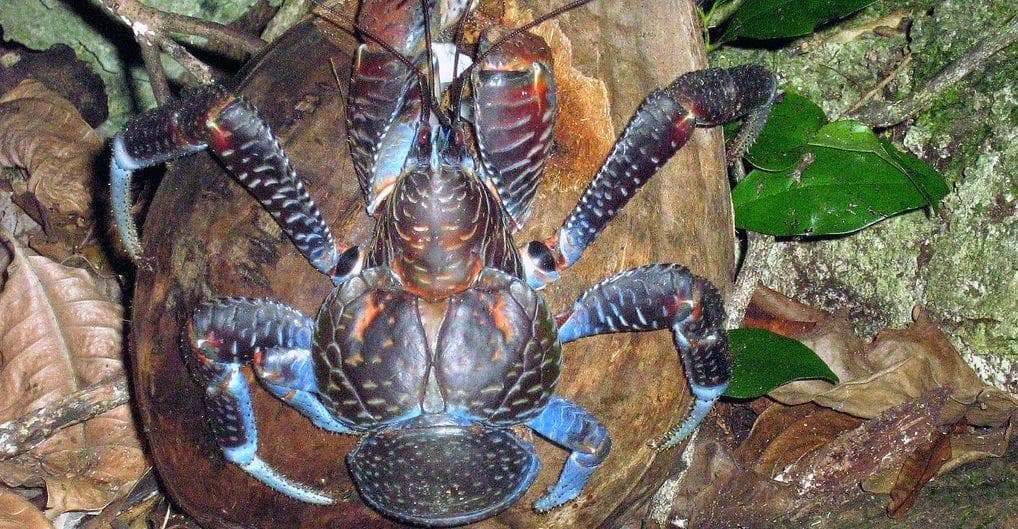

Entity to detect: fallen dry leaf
[656,288,1016,527]
[886,430,952,518]
[0,487,53,529]
[745,288,1016,428]
[735,403,862,478]
[0,188,43,289]
[0,234,145,512]
[0,79,103,256]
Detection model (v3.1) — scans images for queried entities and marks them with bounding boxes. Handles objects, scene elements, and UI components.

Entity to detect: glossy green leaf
[746,91,828,171]
[725,328,838,399]
[719,0,877,42]
[734,116,950,236]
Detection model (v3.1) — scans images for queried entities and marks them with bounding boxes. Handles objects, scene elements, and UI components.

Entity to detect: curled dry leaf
[0,79,103,257]
[0,235,145,513]
[657,288,1016,527]
[744,287,1017,427]
[0,43,108,128]
[0,487,53,529]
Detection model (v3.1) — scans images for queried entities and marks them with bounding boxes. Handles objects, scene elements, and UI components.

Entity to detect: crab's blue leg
[527,397,611,512]
[187,297,357,505]
[111,84,341,276]
[556,264,729,450]
[521,65,776,288]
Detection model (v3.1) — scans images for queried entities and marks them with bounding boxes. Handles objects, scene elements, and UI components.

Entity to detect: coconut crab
[110,0,775,526]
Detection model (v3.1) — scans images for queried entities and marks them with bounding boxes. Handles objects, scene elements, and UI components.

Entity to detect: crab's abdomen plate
[348,424,540,527]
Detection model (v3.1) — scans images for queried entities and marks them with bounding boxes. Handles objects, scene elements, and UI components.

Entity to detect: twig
[725,162,776,329]
[100,0,265,88]
[0,377,130,460]
[850,16,1018,128]
[842,53,912,117]
[101,0,265,56]
[726,231,771,329]
[156,37,216,85]
[138,36,171,104]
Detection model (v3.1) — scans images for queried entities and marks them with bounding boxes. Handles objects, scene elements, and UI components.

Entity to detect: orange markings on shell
[490,295,515,343]
[351,292,385,341]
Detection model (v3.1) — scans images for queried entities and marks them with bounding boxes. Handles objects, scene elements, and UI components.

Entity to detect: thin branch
[725,161,776,329]
[138,36,171,104]
[0,377,130,460]
[726,231,772,329]
[158,10,266,56]
[850,16,1018,128]
[156,37,216,85]
[841,53,912,118]
[101,0,265,57]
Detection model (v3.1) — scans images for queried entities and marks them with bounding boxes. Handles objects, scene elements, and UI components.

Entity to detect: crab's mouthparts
[348,423,540,527]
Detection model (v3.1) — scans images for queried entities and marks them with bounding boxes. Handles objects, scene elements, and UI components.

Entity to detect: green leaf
[719,0,877,43]
[746,91,828,171]
[724,328,838,399]
[734,104,951,236]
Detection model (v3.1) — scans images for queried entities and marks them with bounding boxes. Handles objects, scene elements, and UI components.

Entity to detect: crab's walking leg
[521,65,776,288]
[111,84,340,275]
[556,264,729,450]
[187,298,358,505]
[527,397,611,512]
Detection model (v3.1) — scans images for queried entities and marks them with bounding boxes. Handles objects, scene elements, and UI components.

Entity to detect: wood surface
[129,2,734,527]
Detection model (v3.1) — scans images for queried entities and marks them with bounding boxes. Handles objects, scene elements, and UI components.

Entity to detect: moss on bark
[713,0,1017,392]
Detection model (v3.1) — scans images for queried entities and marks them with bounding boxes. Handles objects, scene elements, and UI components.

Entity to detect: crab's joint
[110,83,343,276]
[520,240,560,289]
[330,246,364,286]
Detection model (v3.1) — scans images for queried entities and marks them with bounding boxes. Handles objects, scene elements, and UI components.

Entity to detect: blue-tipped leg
[109,84,340,275]
[528,397,611,512]
[650,381,727,450]
[188,297,355,504]
[556,264,731,451]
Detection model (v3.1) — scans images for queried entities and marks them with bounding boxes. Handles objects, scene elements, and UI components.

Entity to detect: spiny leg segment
[520,65,776,287]
[187,297,358,505]
[556,264,729,450]
[110,84,341,275]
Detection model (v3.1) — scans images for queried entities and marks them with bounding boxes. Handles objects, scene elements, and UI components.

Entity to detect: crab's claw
[348,422,540,527]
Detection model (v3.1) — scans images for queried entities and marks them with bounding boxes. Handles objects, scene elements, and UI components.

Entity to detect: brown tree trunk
[128,2,733,528]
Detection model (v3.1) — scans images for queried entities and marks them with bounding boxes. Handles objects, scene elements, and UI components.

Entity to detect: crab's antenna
[310,0,452,131]
[448,0,596,130]
[420,0,438,106]
[449,1,472,100]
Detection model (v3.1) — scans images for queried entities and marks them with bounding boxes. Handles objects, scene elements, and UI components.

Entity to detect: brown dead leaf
[0,79,103,255]
[0,487,53,529]
[735,403,862,479]
[886,430,952,518]
[780,390,953,507]
[0,235,145,512]
[745,288,1017,428]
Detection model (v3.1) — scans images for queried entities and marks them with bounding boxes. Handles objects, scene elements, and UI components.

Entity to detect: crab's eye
[453,129,464,147]
[417,127,430,146]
